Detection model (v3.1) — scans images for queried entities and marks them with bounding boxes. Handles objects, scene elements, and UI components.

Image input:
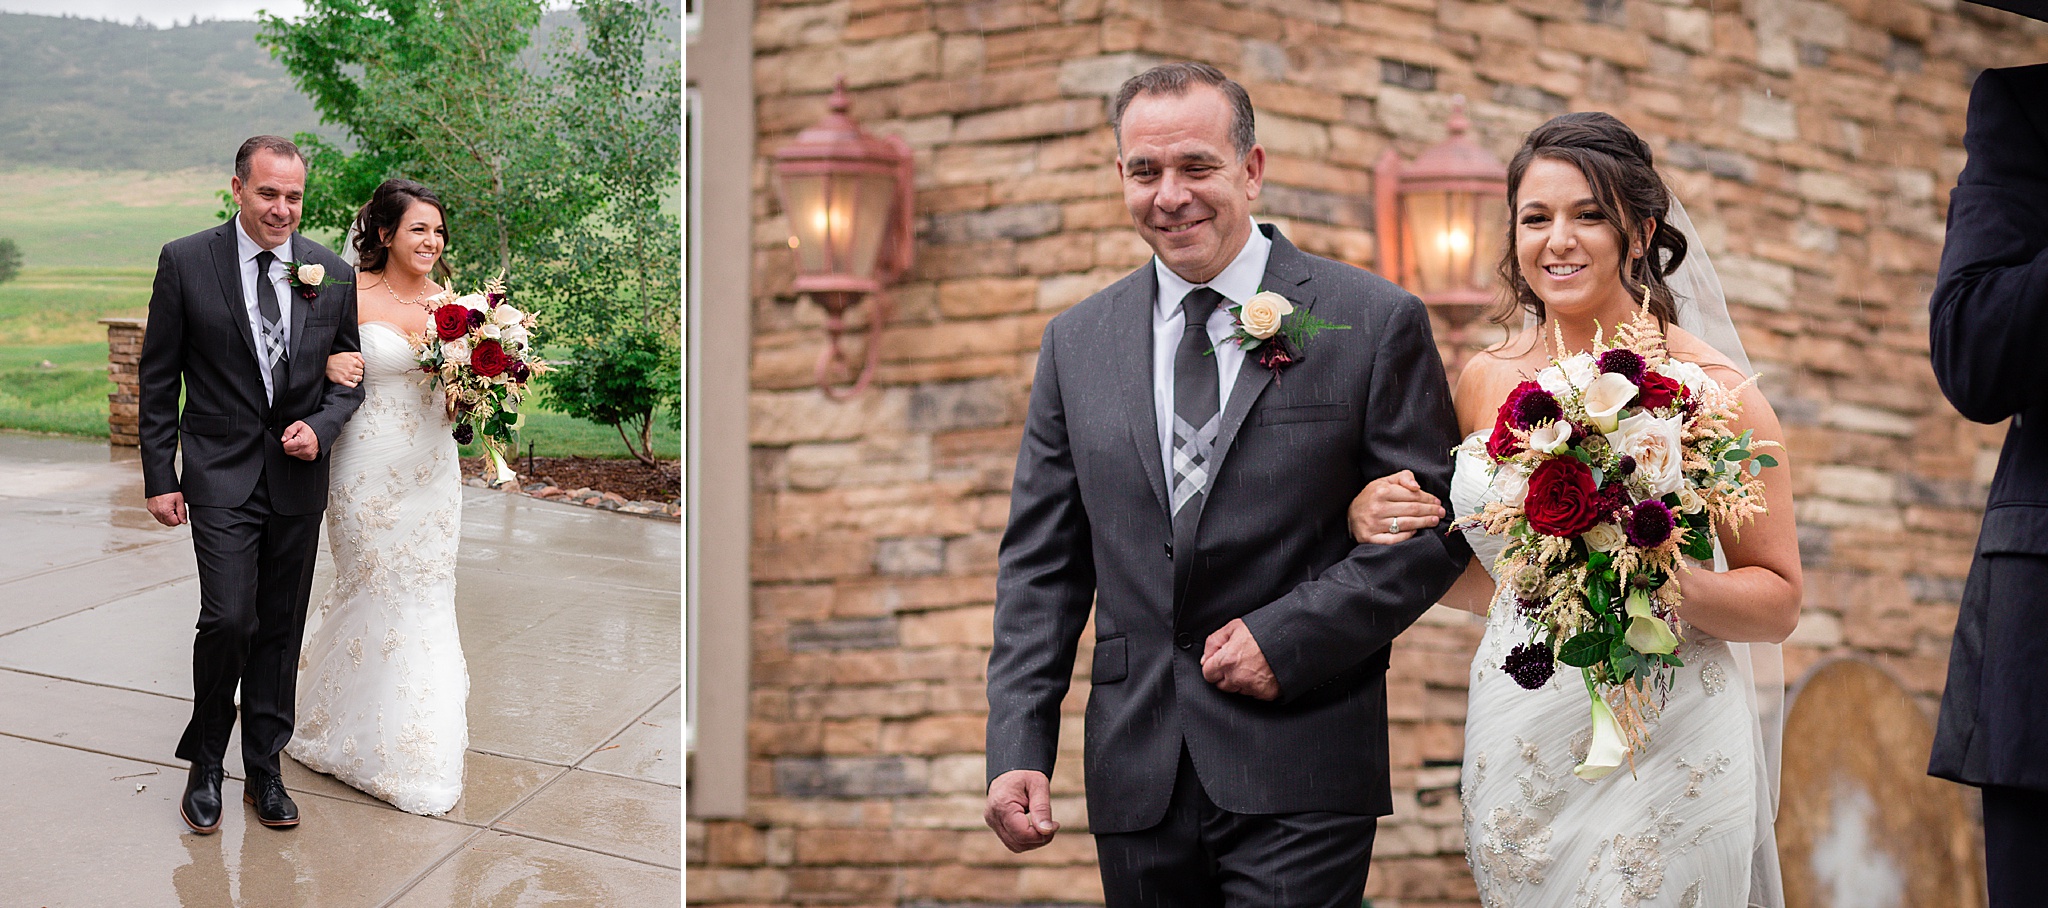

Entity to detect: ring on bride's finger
[1389,517,1401,534]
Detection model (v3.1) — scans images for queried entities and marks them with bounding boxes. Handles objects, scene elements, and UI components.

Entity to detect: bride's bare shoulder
[1455,332,1544,433]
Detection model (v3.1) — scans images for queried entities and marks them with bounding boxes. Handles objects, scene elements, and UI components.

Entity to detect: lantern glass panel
[781,172,832,274]
[1470,193,1505,291]
[1403,190,1468,294]
[843,170,897,280]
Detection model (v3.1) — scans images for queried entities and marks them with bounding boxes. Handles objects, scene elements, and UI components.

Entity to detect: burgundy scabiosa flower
[1513,388,1562,428]
[1504,642,1557,690]
[1598,348,1646,383]
[1627,499,1676,548]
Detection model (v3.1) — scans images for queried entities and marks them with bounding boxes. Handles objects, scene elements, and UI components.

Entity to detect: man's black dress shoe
[181,764,223,834]
[244,775,300,829]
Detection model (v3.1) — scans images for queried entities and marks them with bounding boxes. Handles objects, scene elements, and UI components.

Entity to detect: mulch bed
[461,455,681,508]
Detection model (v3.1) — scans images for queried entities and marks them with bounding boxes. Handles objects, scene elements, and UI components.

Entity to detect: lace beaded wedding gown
[1452,434,1779,908]
[286,321,468,816]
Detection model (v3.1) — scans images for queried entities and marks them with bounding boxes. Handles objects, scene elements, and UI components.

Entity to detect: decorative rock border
[462,477,681,520]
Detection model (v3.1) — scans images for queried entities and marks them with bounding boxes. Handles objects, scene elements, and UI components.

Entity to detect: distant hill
[0,13,322,171]
[0,6,672,174]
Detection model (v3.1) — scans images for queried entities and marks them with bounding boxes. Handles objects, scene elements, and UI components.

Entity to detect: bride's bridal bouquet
[1456,304,1777,780]
[414,274,548,483]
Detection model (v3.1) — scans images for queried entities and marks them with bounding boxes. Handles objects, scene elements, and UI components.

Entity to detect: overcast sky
[0,1,307,25]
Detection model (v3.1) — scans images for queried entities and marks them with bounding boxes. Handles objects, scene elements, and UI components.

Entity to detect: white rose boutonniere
[1217,287,1349,378]
[278,257,349,300]
[1238,291,1294,339]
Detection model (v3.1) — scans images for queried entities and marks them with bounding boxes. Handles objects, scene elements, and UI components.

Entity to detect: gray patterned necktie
[1172,287,1224,529]
[253,250,289,403]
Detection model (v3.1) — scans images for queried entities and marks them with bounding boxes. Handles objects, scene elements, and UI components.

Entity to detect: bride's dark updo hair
[1492,112,1687,328]
[351,178,452,282]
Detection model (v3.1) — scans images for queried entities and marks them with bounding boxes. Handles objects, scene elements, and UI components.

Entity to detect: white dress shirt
[233,217,294,404]
[1152,219,1273,496]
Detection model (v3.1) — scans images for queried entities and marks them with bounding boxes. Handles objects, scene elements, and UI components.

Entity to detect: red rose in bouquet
[1525,457,1601,537]
[1638,371,1683,410]
[434,304,470,341]
[470,340,510,377]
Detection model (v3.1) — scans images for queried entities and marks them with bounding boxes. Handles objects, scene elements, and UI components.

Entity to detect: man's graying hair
[1111,62,1257,160]
[234,135,305,180]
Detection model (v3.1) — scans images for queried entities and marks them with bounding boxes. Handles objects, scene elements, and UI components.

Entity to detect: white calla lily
[1573,687,1631,781]
[1583,372,1639,433]
[1623,588,1680,655]
[1527,419,1572,454]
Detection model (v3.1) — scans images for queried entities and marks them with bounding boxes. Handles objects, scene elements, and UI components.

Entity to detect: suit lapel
[1182,226,1316,536]
[210,223,263,371]
[1115,266,1172,519]
[285,235,314,387]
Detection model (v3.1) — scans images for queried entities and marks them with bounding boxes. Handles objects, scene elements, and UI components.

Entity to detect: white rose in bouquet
[1490,463,1531,507]
[1538,352,1599,396]
[1611,410,1686,496]
[1656,360,1713,396]
[1582,521,1627,552]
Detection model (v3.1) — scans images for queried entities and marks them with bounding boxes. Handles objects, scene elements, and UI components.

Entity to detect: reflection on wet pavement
[0,432,681,905]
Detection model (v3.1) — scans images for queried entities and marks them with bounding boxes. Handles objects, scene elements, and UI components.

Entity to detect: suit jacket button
[1175,633,1193,650]
[1164,542,1173,559]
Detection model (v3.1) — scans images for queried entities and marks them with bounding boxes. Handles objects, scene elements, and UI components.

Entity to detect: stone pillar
[101,317,144,447]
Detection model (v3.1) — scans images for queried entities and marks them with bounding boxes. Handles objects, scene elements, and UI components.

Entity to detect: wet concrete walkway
[0,432,682,906]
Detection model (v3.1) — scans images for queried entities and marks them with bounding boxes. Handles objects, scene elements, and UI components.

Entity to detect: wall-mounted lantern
[1374,96,1508,313]
[771,76,915,399]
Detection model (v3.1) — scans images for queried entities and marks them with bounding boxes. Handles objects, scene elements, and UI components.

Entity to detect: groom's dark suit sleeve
[1239,291,1466,704]
[985,326,1095,778]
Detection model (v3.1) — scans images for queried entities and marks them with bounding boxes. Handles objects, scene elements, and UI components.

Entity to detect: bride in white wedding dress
[286,179,469,816]
[1350,114,1802,907]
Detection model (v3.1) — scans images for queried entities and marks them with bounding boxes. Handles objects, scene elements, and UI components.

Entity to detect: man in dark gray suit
[984,64,1467,906]
[139,135,364,834]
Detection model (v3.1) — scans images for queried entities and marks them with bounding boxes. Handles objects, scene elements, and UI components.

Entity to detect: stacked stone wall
[103,317,144,447]
[693,2,2048,905]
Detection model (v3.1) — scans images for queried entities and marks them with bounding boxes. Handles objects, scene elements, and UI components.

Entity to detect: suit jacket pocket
[181,413,231,436]
[1091,635,1128,684]
[305,315,341,327]
[1256,402,1348,426]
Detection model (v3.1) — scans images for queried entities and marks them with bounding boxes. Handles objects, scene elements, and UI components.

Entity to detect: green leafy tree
[0,238,20,284]
[526,0,682,464]
[258,0,680,462]
[257,0,586,283]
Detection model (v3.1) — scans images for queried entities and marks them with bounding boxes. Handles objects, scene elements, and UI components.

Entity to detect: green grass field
[0,167,677,459]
